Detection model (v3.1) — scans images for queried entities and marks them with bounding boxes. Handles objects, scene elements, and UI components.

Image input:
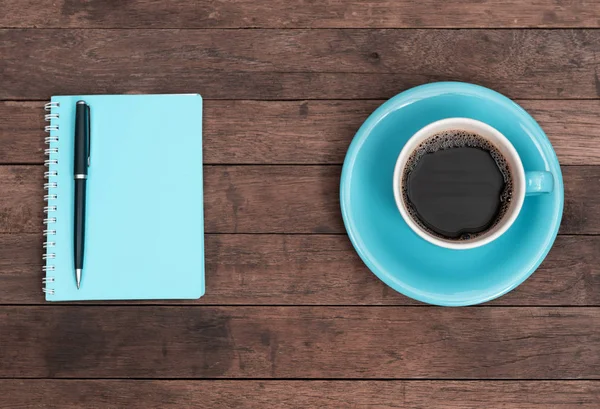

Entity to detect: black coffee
[402,130,513,240]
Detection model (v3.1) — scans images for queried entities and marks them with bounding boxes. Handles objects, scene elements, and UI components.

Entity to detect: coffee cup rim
[393,117,526,250]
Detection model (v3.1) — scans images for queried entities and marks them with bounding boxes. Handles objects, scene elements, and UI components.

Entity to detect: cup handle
[525,171,554,195]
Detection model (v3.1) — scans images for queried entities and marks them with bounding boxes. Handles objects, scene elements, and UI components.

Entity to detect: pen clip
[86,104,91,167]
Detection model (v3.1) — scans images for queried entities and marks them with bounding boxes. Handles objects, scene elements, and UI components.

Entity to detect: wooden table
[1,1,600,407]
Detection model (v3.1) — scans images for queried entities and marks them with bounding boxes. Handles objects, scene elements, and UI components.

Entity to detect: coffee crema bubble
[401,130,513,241]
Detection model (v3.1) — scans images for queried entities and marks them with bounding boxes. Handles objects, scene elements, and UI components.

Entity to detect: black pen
[74,101,90,289]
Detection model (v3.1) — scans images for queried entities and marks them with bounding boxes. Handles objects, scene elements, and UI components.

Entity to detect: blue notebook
[43,94,204,301]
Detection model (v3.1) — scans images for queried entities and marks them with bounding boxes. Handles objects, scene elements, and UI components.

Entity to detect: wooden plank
[0,165,595,234]
[1,380,599,408]
[0,306,598,378]
[0,101,45,164]
[562,166,600,235]
[3,100,600,166]
[0,166,43,234]
[2,29,600,100]
[0,234,43,304]
[3,0,599,29]
[2,234,599,306]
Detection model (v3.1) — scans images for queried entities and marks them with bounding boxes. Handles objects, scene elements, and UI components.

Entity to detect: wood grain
[0,166,43,234]
[2,234,599,306]
[2,29,600,100]
[3,0,599,29]
[1,380,599,408]
[0,165,595,234]
[3,100,600,165]
[1,0,599,400]
[0,101,45,164]
[0,306,598,378]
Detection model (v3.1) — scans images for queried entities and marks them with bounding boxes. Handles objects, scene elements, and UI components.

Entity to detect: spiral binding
[43,102,59,296]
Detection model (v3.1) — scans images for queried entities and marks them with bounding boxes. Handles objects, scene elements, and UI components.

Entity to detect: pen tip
[76,269,81,289]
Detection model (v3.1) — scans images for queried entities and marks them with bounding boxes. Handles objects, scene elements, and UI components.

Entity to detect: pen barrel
[74,179,86,270]
[74,102,89,175]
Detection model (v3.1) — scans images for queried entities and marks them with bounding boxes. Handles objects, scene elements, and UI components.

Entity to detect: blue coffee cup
[393,117,555,250]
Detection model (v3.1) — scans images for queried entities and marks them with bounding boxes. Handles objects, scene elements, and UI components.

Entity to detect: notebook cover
[44,94,204,301]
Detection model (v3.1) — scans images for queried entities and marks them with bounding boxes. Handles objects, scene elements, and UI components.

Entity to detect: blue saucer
[340,82,564,306]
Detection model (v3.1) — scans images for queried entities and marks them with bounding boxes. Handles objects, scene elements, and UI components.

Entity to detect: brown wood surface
[1,234,598,306]
[2,29,600,100]
[0,306,598,378]
[2,380,599,408]
[0,165,595,234]
[3,100,600,165]
[2,0,600,405]
[3,0,599,29]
